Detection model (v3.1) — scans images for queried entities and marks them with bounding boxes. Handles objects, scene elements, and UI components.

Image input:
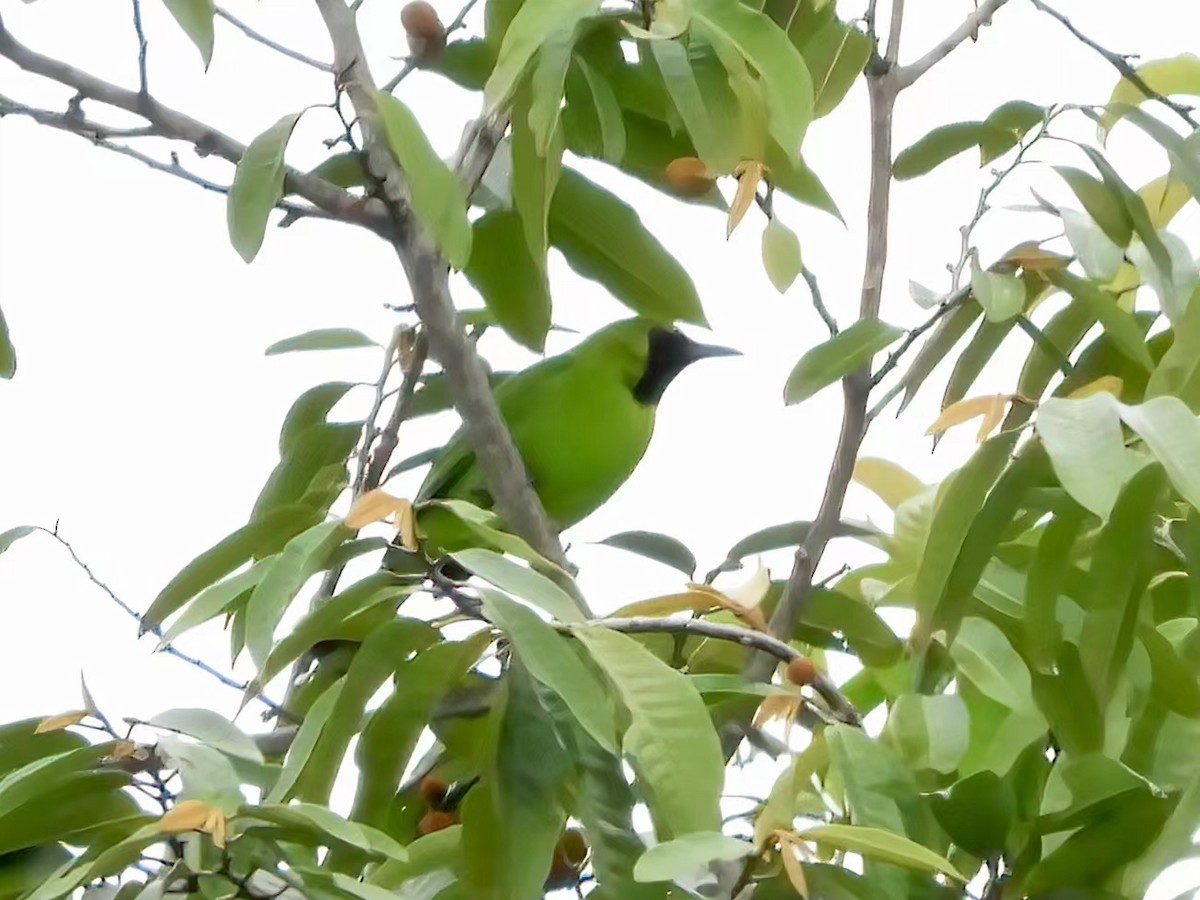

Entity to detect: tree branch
[1027,0,1199,130]
[312,0,572,577]
[802,267,838,337]
[215,7,335,73]
[0,15,385,232]
[893,0,1012,89]
[0,95,335,224]
[590,617,860,726]
[130,0,149,94]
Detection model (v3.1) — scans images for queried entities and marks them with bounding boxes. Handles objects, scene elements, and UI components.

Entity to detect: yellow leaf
[1101,53,1200,139]
[852,457,927,510]
[35,710,87,734]
[158,800,212,835]
[720,565,771,610]
[108,741,139,761]
[776,832,810,898]
[926,395,1010,441]
[1139,173,1192,230]
[396,498,418,551]
[688,582,769,631]
[159,800,227,847]
[975,393,1009,443]
[1000,241,1070,273]
[345,489,410,530]
[728,160,765,238]
[754,695,801,739]
[1069,375,1123,400]
[610,591,720,619]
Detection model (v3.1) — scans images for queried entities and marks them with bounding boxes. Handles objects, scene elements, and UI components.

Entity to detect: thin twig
[893,0,1013,88]
[130,0,149,94]
[587,617,860,726]
[870,286,971,391]
[0,96,334,224]
[364,334,429,488]
[215,7,335,72]
[1027,0,1199,129]
[0,18,386,231]
[32,525,285,717]
[803,267,838,336]
[884,0,905,62]
[380,0,484,93]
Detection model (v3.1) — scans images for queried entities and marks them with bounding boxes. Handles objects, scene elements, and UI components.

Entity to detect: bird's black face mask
[633,327,740,405]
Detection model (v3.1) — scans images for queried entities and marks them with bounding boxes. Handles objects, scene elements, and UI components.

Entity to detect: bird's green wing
[416,354,574,506]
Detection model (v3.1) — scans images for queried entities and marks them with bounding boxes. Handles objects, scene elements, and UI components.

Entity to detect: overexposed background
[3,0,1200,894]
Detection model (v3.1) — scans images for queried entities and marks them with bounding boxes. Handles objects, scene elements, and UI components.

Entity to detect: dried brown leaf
[728,160,765,238]
[35,710,87,734]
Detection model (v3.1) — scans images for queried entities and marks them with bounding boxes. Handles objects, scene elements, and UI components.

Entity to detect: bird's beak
[686,339,741,361]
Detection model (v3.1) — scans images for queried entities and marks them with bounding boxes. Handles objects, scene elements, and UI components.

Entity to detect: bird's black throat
[633,327,710,405]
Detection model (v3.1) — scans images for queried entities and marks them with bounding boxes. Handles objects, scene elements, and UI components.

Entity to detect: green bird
[396,317,738,561]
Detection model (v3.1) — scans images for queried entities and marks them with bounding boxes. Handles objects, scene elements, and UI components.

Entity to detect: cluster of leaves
[7,1,1200,900]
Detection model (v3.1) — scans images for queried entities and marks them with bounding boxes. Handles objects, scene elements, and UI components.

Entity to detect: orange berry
[418,775,450,808]
[401,1,447,63]
[417,809,457,835]
[665,157,715,197]
[785,657,818,686]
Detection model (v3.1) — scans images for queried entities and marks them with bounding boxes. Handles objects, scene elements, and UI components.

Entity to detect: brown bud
[417,808,457,835]
[418,775,450,808]
[401,1,447,63]
[785,657,818,686]
[665,157,715,197]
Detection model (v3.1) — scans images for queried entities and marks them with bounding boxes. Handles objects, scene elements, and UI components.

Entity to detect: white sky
[3,1,1200,895]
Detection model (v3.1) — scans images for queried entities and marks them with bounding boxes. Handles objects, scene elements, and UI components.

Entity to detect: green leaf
[1037,394,1146,519]
[950,617,1036,714]
[572,625,724,836]
[550,168,705,325]
[761,218,803,293]
[484,0,599,111]
[306,151,368,190]
[278,382,357,456]
[913,435,1018,647]
[1141,623,1200,717]
[527,28,579,156]
[227,112,303,263]
[1054,165,1133,248]
[480,591,617,752]
[154,736,242,811]
[511,81,563,273]
[798,824,968,883]
[1025,501,1086,672]
[452,548,583,623]
[784,319,903,404]
[884,694,968,774]
[1119,396,1200,512]
[930,771,1013,859]
[979,100,1046,162]
[265,677,344,804]
[708,520,877,579]
[1048,270,1154,372]
[1101,53,1200,136]
[464,209,551,352]
[156,560,270,647]
[265,329,379,355]
[1078,143,1173,275]
[1078,463,1166,703]
[942,318,1017,413]
[801,587,903,668]
[241,803,408,862]
[597,531,697,579]
[349,639,482,828]
[254,573,419,691]
[162,0,215,68]
[144,507,319,634]
[293,620,438,804]
[898,300,981,412]
[802,17,871,118]
[245,520,350,669]
[1031,643,1102,755]
[250,423,359,523]
[0,527,34,556]
[0,772,142,857]
[375,92,472,269]
[633,832,754,883]
[0,846,72,900]
[692,0,814,157]
[0,303,14,380]
[145,709,262,763]
[893,121,1008,181]
[572,54,625,164]
[368,826,462,888]
[651,40,721,170]
[1062,208,1125,281]
[971,265,1025,323]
